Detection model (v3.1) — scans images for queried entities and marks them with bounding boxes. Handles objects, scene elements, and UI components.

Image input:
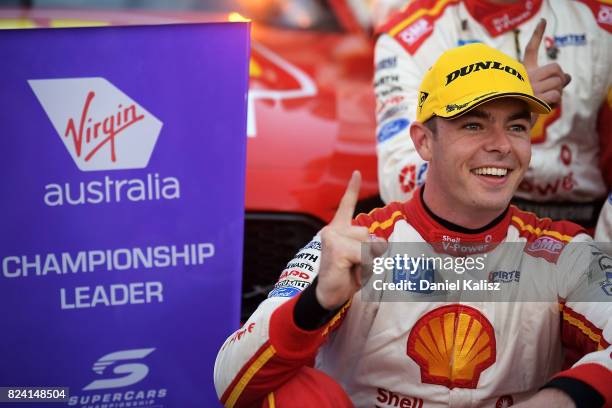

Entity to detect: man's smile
[470,166,514,186]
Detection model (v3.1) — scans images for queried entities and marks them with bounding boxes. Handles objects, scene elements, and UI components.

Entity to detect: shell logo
[407,305,496,389]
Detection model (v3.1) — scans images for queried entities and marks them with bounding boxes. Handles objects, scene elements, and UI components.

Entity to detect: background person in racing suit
[374,0,612,228]
[595,192,612,242]
[214,44,612,408]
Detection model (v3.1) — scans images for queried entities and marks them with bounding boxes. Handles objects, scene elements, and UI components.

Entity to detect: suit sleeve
[213,236,350,408]
[374,33,430,204]
[547,235,612,406]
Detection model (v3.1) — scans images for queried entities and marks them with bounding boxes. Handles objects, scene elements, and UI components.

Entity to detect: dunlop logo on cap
[445,61,525,86]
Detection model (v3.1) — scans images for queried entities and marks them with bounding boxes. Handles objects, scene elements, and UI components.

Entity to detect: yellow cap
[416,43,551,123]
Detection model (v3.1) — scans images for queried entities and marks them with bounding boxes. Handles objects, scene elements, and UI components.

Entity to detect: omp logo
[527,236,563,254]
[83,348,155,390]
[399,18,432,46]
[28,78,163,171]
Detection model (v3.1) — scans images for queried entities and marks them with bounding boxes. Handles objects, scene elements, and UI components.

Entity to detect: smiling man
[214,44,611,408]
[408,43,547,230]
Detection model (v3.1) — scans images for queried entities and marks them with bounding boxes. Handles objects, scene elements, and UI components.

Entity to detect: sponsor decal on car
[377,118,410,143]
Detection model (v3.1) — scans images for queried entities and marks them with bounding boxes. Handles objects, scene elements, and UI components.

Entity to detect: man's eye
[509,124,527,132]
[463,123,482,130]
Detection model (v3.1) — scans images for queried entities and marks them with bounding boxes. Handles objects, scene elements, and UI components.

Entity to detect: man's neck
[421,184,508,230]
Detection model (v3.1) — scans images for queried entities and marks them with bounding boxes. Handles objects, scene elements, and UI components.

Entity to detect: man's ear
[410,121,433,161]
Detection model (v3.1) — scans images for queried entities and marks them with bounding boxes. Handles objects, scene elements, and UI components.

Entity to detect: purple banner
[0,22,250,407]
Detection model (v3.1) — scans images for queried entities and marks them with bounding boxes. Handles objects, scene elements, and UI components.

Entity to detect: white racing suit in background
[595,193,612,242]
[375,0,612,226]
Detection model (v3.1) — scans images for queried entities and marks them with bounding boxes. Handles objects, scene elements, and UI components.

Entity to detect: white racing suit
[214,189,612,407]
[595,193,612,242]
[374,0,612,226]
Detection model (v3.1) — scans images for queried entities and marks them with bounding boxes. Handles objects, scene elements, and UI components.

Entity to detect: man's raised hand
[523,18,571,108]
[315,171,387,310]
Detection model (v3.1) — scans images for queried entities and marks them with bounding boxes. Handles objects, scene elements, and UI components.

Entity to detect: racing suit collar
[463,0,543,37]
[403,186,510,254]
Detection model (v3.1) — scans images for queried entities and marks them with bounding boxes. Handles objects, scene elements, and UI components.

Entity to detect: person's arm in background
[373,4,435,204]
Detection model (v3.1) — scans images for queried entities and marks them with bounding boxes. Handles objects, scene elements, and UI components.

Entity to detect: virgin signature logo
[29,77,162,171]
[64,91,145,162]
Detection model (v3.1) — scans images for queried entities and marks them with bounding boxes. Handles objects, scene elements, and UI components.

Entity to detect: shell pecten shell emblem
[407,305,496,389]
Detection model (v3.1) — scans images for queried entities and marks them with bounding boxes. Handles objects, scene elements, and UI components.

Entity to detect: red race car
[0,0,381,318]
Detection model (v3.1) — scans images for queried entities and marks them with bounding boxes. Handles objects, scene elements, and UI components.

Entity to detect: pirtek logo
[29,78,163,171]
[445,61,525,86]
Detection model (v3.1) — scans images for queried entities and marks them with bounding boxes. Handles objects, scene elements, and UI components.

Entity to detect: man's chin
[469,190,513,214]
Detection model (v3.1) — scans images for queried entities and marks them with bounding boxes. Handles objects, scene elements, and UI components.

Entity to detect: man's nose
[484,126,512,155]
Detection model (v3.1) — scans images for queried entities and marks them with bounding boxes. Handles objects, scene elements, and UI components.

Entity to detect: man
[214,44,611,407]
[375,0,611,228]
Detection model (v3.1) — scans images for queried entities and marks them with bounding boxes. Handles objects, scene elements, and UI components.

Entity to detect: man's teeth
[473,167,508,176]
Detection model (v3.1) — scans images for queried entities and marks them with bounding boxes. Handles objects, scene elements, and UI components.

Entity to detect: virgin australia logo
[28,77,163,171]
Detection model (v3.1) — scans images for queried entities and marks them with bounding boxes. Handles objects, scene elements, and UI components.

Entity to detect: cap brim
[435,91,552,120]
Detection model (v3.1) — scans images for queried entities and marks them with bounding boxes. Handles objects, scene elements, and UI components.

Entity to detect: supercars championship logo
[28,77,163,171]
[70,348,167,408]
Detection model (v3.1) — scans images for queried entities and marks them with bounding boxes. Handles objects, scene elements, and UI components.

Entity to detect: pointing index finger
[523,18,546,69]
[331,171,362,226]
